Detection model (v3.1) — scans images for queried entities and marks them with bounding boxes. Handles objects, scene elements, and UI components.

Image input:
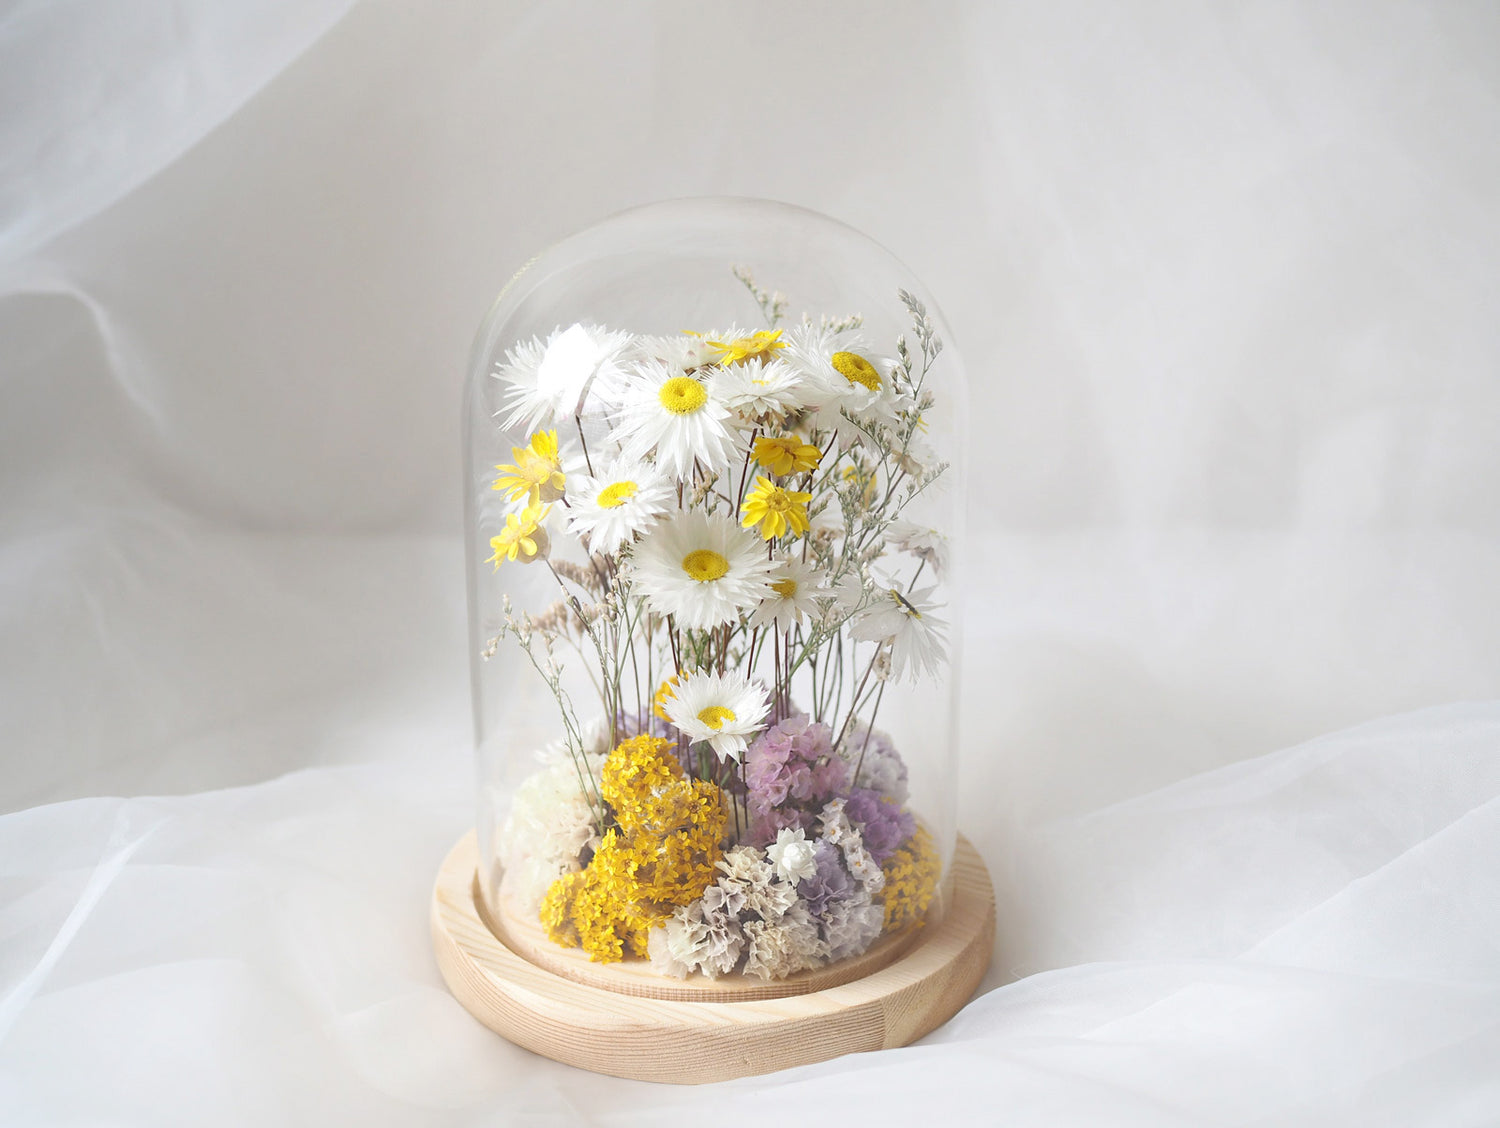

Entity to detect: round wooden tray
[431,830,995,1083]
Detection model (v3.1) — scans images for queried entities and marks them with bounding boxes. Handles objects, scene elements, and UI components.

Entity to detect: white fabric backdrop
[3,2,1498,1123]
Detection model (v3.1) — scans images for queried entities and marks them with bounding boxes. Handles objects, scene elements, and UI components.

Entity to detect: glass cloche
[463,198,967,989]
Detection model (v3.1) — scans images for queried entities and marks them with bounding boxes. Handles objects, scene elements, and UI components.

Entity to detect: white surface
[3,2,1498,1123]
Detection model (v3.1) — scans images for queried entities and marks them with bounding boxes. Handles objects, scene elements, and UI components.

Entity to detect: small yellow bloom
[651,675,680,721]
[486,501,550,567]
[753,435,822,477]
[705,328,786,367]
[493,429,566,505]
[740,477,812,540]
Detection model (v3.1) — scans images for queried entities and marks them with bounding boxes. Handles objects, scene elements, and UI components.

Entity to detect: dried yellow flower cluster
[880,825,939,933]
[540,734,726,962]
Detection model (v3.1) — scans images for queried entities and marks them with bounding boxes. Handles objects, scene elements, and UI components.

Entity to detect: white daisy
[888,520,949,581]
[750,557,825,631]
[714,358,809,422]
[494,323,631,432]
[630,333,721,373]
[664,669,771,761]
[782,324,898,444]
[848,583,948,682]
[629,511,775,628]
[609,359,743,480]
[565,458,674,555]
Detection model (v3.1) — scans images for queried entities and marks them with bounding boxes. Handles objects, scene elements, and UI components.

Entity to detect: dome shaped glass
[464,198,967,985]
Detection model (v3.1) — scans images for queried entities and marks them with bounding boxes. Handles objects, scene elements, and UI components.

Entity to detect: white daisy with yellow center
[782,324,898,443]
[610,359,742,479]
[750,557,825,631]
[565,458,674,555]
[713,358,808,422]
[494,323,630,432]
[849,583,948,682]
[664,669,771,762]
[630,511,775,628]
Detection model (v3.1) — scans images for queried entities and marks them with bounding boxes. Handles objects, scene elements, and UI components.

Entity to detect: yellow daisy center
[697,705,736,730]
[772,578,798,599]
[659,376,708,415]
[891,587,922,618]
[598,480,637,509]
[832,351,881,392]
[681,549,729,582]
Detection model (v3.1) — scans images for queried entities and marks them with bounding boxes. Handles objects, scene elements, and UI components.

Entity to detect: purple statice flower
[845,721,909,803]
[797,839,854,917]
[744,715,849,847]
[843,787,916,865]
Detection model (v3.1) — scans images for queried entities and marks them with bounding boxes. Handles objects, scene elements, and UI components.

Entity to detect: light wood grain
[431,830,996,1084]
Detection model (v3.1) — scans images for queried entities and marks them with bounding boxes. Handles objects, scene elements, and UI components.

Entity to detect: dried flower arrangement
[483,270,951,980]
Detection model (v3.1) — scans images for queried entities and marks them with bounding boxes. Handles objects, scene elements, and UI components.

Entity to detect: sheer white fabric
[3,2,1498,1123]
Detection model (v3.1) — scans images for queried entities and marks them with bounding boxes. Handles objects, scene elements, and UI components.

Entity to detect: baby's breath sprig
[732,265,788,328]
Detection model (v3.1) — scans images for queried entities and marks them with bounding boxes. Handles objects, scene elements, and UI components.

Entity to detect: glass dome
[463,198,967,989]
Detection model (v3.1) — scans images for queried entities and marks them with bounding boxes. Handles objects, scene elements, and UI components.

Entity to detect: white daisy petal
[781,324,898,446]
[664,670,771,762]
[609,359,744,479]
[630,511,775,629]
[750,557,825,631]
[848,583,948,682]
[565,458,674,555]
[713,359,809,421]
[494,323,631,432]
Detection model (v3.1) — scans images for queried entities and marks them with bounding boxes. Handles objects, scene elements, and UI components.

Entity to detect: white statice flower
[892,430,936,479]
[494,753,605,913]
[819,894,885,960]
[819,798,886,894]
[717,845,799,921]
[647,900,746,979]
[609,359,743,479]
[782,323,898,444]
[848,583,948,682]
[742,903,828,980]
[888,519,949,581]
[564,458,674,555]
[750,557,825,631]
[664,670,771,761]
[766,827,819,883]
[629,510,775,629]
[714,358,808,421]
[494,323,630,433]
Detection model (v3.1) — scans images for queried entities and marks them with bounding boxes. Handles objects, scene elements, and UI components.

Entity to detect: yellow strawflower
[486,501,550,567]
[752,435,822,477]
[740,477,812,540]
[706,328,785,366]
[492,429,566,505]
[651,675,680,721]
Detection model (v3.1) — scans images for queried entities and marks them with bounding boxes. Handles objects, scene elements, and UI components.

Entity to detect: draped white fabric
[3,3,1498,1123]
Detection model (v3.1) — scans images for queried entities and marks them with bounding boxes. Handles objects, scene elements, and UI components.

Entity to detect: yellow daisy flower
[752,435,822,477]
[740,477,812,540]
[705,328,786,367]
[492,429,566,505]
[486,501,550,567]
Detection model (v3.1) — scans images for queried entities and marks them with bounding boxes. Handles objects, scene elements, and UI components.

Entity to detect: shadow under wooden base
[430,831,995,1084]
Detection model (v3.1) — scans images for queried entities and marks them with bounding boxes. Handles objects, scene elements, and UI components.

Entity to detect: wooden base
[431,830,996,1083]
